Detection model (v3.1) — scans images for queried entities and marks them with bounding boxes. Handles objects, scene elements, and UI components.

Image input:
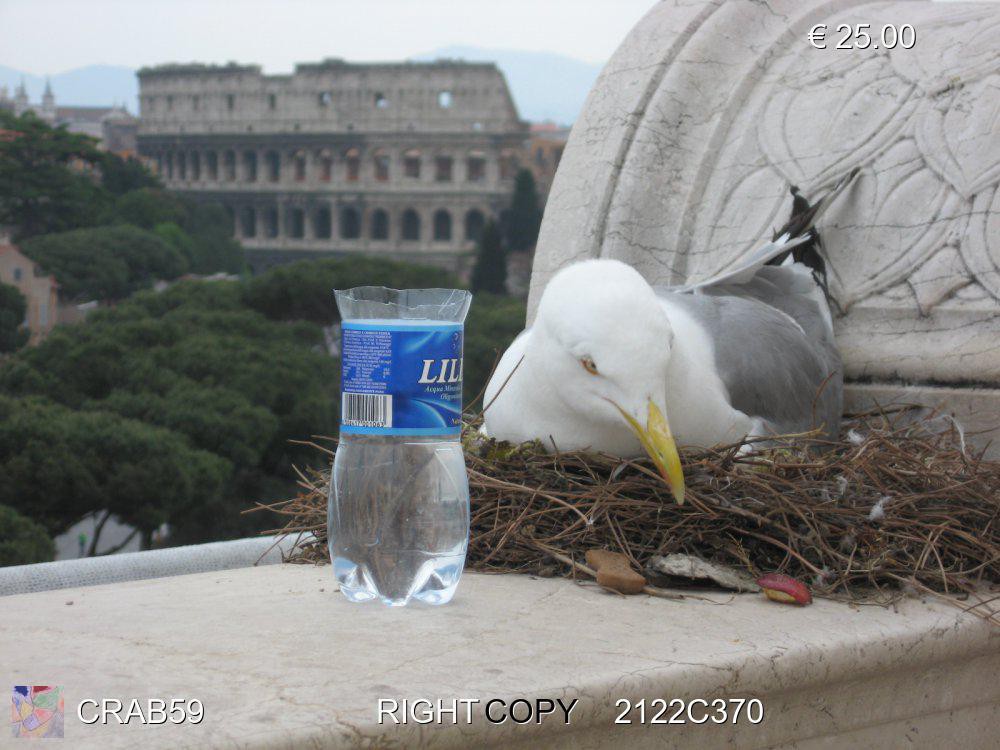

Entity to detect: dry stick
[479,354,524,417]
[261,412,1000,622]
[533,544,687,601]
[467,348,505,411]
[467,467,591,525]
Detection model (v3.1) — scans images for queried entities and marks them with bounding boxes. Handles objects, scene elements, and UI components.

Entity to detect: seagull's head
[533,259,685,503]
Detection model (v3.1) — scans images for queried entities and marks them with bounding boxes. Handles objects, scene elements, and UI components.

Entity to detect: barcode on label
[342,392,393,428]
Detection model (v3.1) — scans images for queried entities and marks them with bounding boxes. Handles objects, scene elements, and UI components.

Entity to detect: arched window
[263,150,279,182]
[433,210,452,241]
[499,148,518,180]
[318,150,333,182]
[466,150,486,182]
[289,207,305,239]
[243,150,258,182]
[240,207,256,238]
[223,150,236,181]
[313,206,331,239]
[401,209,421,241]
[177,152,187,180]
[373,149,390,182]
[435,155,453,182]
[264,207,279,238]
[344,147,361,182]
[190,151,201,181]
[293,151,307,182]
[206,151,218,181]
[464,209,486,242]
[403,149,421,179]
[371,209,389,240]
[340,207,360,239]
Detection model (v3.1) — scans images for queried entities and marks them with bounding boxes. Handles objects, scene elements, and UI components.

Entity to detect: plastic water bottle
[329,286,472,606]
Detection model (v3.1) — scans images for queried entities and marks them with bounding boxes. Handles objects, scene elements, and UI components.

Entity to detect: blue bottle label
[340,321,464,435]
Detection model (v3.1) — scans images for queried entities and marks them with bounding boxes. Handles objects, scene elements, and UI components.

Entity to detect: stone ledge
[2,565,997,748]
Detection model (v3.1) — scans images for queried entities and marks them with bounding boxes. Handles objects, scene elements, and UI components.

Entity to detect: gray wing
[674,168,859,295]
[673,233,811,292]
[656,268,843,439]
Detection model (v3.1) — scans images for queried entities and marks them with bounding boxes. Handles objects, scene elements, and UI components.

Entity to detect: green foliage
[0,281,338,544]
[181,201,244,274]
[0,395,230,539]
[19,225,188,302]
[0,503,54,566]
[153,221,197,267]
[100,153,161,195]
[464,293,526,407]
[243,257,525,408]
[0,252,527,548]
[0,113,242,282]
[470,220,508,295]
[114,190,243,275]
[94,382,278,468]
[113,188,187,229]
[0,282,29,353]
[503,169,543,252]
[0,111,109,240]
[243,256,457,325]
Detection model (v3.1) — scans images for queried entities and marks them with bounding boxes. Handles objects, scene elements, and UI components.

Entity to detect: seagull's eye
[579,356,599,375]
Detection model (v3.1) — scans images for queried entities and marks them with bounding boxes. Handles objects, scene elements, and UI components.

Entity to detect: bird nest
[253,406,1000,620]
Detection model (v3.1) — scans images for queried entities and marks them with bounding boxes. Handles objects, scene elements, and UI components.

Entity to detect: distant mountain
[0,48,604,125]
[0,64,138,112]
[412,46,603,125]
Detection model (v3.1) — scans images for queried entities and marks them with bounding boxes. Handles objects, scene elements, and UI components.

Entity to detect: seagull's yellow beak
[612,399,685,505]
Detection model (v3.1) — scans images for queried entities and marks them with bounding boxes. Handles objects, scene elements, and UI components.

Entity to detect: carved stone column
[530,0,1000,454]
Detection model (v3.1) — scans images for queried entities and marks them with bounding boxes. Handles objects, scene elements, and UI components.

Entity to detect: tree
[0,503,54,566]
[0,282,29,353]
[19,225,188,302]
[470,220,507,295]
[113,188,187,229]
[113,190,243,274]
[243,256,457,325]
[152,221,198,269]
[0,281,339,546]
[463,293,526,408]
[0,255,531,549]
[503,169,543,252]
[180,201,244,274]
[0,395,230,548]
[100,153,161,195]
[0,110,108,239]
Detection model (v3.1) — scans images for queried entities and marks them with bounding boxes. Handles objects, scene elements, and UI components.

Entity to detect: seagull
[483,171,857,504]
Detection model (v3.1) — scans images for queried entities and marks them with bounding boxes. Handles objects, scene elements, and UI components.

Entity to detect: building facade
[0,80,138,155]
[0,243,58,345]
[526,121,570,200]
[136,60,529,272]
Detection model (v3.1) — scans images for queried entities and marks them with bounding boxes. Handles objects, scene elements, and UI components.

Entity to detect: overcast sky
[0,0,659,74]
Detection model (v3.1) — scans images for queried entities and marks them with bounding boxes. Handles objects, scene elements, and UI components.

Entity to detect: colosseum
[136,59,529,272]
